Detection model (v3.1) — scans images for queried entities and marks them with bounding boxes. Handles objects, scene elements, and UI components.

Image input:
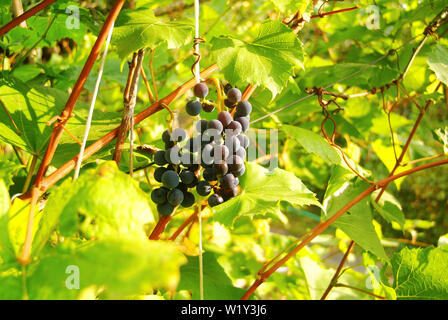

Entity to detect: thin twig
[113,49,145,166]
[320,240,355,300]
[0,0,57,37]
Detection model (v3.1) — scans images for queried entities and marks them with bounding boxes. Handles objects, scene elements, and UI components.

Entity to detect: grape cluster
[151,82,252,216]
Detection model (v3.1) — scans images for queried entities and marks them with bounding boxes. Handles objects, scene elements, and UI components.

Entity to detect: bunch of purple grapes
[150,82,252,216]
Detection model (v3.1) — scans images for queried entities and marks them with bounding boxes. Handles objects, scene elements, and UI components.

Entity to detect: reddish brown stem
[169,204,206,241]
[322,100,432,299]
[320,240,355,300]
[0,0,57,37]
[296,6,359,24]
[334,283,386,300]
[241,158,448,300]
[375,100,431,201]
[149,215,172,240]
[32,0,126,190]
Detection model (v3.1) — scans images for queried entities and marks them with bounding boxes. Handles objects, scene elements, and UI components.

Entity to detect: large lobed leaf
[0,81,120,165]
[28,238,186,299]
[211,20,304,97]
[323,178,388,261]
[427,44,448,85]
[112,8,193,60]
[391,246,448,300]
[213,163,320,227]
[43,161,156,247]
[177,252,245,300]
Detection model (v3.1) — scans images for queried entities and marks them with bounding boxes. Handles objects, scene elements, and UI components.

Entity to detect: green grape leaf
[391,246,448,300]
[432,126,448,154]
[371,190,405,229]
[323,178,388,261]
[0,274,22,300]
[371,139,411,189]
[0,192,40,264]
[0,81,63,156]
[177,252,245,300]
[211,20,304,97]
[282,125,342,165]
[28,238,186,299]
[112,8,193,60]
[270,0,311,15]
[282,125,369,177]
[0,180,12,262]
[213,163,320,227]
[0,80,121,165]
[27,14,88,45]
[44,161,155,246]
[300,256,374,300]
[427,44,448,85]
[0,160,23,188]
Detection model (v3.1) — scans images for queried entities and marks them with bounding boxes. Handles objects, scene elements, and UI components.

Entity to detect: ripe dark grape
[201,143,214,165]
[181,192,195,207]
[196,120,208,134]
[187,163,200,172]
[181,152,197,167]
[162,129,171,144]
[171,128,186,142]
[218,111,232,127]
[167,188,184,206]
[203,167,217,182]
[161,170,180,188]
[154,167,167,182]
[183,137,199,153]
[222,186,239,198]
[165,146,181,165]
[208,194,224,207]
[233,164,246,177]
[224,83,233,95]
[237,134,250,148]
[226,121,242,135]
[235,147,246,160]
[213,144,229,163]
[235,101,252,117]
[202,102,215,113]
[214,162,228,176]
[180,170,195,185]
[154,150,168,166]
[234,177,239,186]
[225,135,241,153]
[177,183,188,193]
[151,187,168,204]
[207,120,223,135]
[227,155,244,173]
[224,99,235,108]
[186,100,202,116]
[194,83,209,98]
[165,140,175,149]
[220,174,235,188]
[157,202,174,216]
[227,88,242,103]
[235,117,249,132]
[185,175,199,188]
[197,180,212,196]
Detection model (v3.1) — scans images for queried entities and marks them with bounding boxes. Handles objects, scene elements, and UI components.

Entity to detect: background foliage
[0,0,447,300]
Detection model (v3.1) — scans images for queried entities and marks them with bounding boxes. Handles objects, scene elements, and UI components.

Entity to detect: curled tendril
[160,102,175,132]
[191,36,206,81]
